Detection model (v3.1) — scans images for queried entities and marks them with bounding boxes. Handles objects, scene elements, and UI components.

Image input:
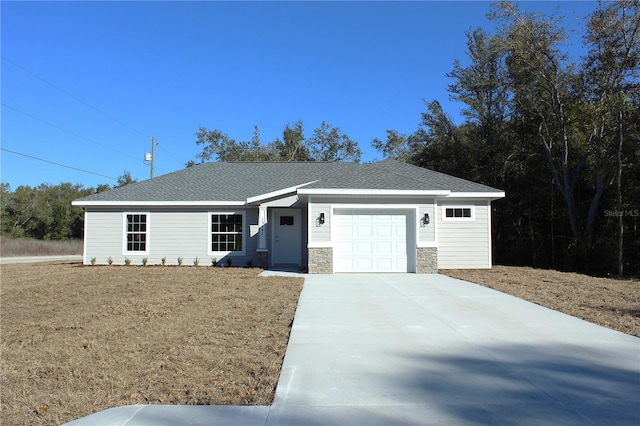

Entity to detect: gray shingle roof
[74,159,502,204]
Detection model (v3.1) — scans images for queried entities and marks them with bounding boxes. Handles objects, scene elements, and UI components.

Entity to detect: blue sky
[1,1,598,189]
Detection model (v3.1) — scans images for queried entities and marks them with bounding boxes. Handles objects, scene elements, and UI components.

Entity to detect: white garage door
[333,210,409,273]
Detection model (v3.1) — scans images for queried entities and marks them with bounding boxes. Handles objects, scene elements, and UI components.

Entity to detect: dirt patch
[0,262,303,426]
[441,266,640,337]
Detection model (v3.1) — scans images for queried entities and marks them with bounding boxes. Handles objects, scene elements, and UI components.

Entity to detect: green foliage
[124,257,131,266]
[372,0,640,275]
[90,257,97,266]
[0,183,93,240]
[192,120,361,164]
[142,257,148,266]
[177,257,183,266]
[115,171,137,188]
[193,257,200,266]
[161,256,167,266]
[108,257,113,266]
[211,257,217,266]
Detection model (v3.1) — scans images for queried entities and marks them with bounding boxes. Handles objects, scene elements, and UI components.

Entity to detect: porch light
[319,212,325,225]
[423,213,430,225]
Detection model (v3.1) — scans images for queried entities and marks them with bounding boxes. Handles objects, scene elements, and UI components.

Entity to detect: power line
[1,147,118,181]
[2,55,147,137]
[1,103,139,161]
[2,56,184,166]
[157,142,182,164]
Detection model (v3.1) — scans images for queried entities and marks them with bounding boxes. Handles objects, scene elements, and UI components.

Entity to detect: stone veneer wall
[417,247,438,273]
[308,247,333,274]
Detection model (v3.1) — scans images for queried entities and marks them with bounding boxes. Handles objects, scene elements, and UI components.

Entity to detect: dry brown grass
[441,266,640,337]
[0,262,303,426]
[0,238,83,257]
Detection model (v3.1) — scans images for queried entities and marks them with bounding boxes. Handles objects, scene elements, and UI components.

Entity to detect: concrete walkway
[65,274,640,425]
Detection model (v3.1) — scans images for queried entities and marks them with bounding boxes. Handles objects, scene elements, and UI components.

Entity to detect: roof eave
[245,181,319,204]
[444,191,506,200]
[72,200,247,208]
[297,189,452,196]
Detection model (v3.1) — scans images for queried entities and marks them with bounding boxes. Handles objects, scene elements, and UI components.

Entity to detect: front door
[272,209,301,266]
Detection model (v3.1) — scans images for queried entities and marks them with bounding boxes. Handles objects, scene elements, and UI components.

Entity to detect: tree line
[372,0,639,276]
[1,173,136,240]
[1,1,637,276]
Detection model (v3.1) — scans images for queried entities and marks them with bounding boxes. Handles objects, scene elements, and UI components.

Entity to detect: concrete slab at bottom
[63,405,270,426]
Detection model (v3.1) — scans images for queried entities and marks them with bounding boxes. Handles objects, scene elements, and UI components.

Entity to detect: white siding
[308,202,332,245]
[84,210,122,264]
[417,201,436,244]
[437,200,491,269]
[83,208,259,266]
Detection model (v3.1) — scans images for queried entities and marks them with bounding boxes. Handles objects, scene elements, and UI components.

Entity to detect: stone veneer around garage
[308,247,437,274]
[308,247,333,274]
[416,247,438,273]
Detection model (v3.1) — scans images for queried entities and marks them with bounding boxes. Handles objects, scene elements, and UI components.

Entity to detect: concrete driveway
[65,273,639,425]
[270,274,640,425]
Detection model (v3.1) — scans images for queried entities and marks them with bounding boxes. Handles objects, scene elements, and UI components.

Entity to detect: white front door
[272,209,302,266]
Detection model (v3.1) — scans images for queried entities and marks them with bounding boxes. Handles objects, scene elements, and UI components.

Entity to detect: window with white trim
[125,213,148,253]
[442,206,474,221]
[210,212,245,254]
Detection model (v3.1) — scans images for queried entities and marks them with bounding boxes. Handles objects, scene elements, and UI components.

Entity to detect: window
[442,206,474,221]
[125,213,148,253]
[280,216,294,226]
[210,213,245,254]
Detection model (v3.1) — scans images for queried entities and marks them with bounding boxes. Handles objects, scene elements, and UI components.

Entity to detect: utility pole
[150,136,157,179]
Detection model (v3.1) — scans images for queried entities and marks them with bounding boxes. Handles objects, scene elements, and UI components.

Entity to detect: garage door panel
[375,241,393,254]
[333,210,411,273]
[376,225,392,237]
[356,242,373,254]
[338,225,353,237]
[337,241,354,255]
[356,258,373,270]
[356,225,373,237]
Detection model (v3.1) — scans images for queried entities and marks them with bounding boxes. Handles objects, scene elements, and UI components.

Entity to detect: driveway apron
[269,274,640,425]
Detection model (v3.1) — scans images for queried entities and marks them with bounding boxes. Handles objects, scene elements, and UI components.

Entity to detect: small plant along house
[73,160,504,273]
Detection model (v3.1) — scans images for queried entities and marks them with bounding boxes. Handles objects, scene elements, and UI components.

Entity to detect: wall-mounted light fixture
[319,212,325,225]
[423,213,430,225]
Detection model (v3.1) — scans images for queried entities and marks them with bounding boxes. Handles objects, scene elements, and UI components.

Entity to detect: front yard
[2,261,637,425]
[0,263,303,425]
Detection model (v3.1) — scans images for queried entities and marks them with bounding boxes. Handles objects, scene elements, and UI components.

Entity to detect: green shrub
[177,257,183,266]
[124,257,131,266]
[211,257,217,266]
[142,257,148,266]
[193,257,200,266]
[108,257,113,266]
[161,256,167,266]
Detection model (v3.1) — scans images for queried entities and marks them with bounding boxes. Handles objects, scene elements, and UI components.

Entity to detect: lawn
[2,261,638,425]
[0,262,303,426]
[441,266,640,337]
